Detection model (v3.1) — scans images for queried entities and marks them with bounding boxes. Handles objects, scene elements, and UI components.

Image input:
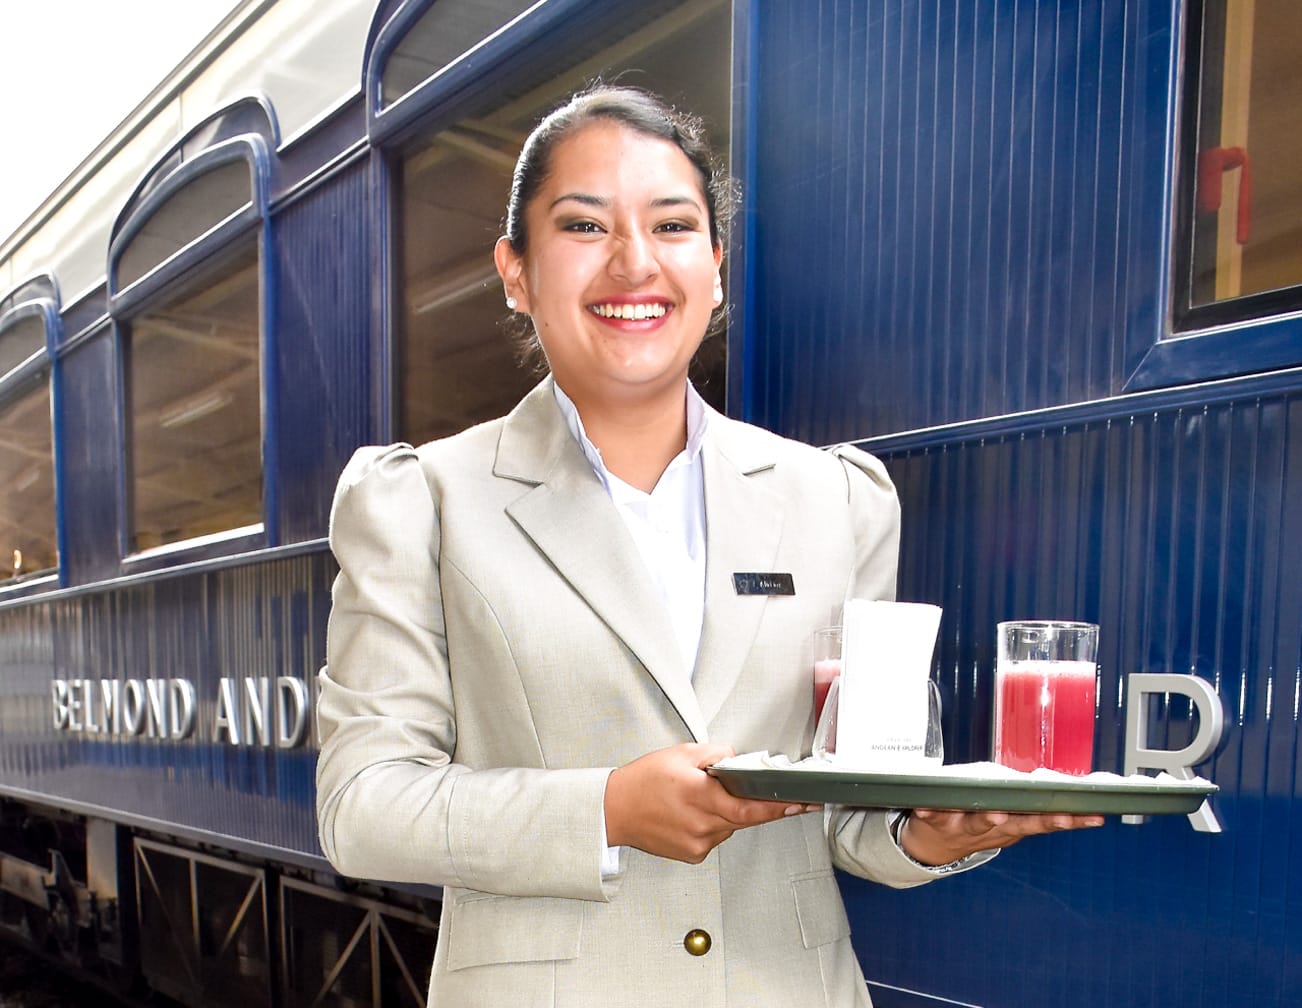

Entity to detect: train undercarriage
[0,797,437,1007]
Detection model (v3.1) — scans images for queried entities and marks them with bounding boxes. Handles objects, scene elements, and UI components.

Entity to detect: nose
[608,229,657,286]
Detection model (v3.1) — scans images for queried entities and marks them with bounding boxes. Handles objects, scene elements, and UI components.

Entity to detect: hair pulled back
[503,84,734,254]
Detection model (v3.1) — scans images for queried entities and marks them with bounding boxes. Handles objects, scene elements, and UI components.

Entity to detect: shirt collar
[552,380,710,493]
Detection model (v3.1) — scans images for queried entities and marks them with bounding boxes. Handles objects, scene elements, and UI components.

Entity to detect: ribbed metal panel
[272,162,374,543]
[744,0,1171,443]
[56,328,126,584]
[842,392,1302,1008]
[0,552,334,858]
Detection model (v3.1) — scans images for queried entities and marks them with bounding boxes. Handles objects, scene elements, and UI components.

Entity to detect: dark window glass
[395,0,732,445]
[1179,0,1302,326]
[127,247,262,552]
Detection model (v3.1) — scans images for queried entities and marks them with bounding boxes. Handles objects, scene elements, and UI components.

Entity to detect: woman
[315,85,1101,1007]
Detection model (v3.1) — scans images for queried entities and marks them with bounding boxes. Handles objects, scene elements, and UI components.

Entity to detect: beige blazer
[316,377,953,1008]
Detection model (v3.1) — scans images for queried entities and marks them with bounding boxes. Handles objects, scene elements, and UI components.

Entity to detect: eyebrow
[548,192,705,212]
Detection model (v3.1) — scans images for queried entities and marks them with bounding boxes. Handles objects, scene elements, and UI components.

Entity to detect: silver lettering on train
[1122,673,1226,832]
[51,676,310,748]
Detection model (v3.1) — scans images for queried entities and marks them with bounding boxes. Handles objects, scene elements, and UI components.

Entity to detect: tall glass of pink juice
[993,621,1099,775]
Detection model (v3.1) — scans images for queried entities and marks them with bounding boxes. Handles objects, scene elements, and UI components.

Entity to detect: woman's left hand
[900,807,1105,866]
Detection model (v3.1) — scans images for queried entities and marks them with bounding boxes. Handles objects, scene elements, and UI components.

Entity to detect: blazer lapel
[691,415,786,729]
[496,379,709,742]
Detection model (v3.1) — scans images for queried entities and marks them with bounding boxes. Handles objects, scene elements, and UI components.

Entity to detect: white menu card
[835,599,943,768]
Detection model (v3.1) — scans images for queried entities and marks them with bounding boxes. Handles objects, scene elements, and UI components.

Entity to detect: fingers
[903,807,1107,863]
[913,807,1104,834]
[605,743,807,863]
[690,742,737,770]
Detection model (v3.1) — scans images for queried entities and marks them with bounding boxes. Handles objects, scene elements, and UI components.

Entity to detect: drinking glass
[814,677,943,764]
[993,620,1099,775]
[811,626,842,722]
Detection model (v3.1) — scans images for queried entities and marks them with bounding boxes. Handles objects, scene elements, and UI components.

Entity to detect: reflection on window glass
[0,377,56,583]
[396,0,731,445]
[381,0,538,105]
[117,160,253,291]
[0,314,46,379]
[1189,0,1302,310]
[128,247,262,552]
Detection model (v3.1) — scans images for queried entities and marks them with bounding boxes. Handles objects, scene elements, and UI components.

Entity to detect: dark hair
[503,84,735,254]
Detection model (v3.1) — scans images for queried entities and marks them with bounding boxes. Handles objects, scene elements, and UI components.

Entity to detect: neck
[567,383,690,493]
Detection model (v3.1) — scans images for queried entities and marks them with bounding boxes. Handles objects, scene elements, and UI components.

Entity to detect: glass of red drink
[811,626,843,723]
[993,620,1099,775]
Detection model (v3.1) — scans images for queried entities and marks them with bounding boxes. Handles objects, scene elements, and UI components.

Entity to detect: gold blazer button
[683,929,712,956]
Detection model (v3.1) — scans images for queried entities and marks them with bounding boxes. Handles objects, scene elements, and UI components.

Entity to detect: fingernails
[784,805,804,816]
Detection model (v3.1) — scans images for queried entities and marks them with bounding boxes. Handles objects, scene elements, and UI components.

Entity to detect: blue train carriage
[0,1,1296,1007]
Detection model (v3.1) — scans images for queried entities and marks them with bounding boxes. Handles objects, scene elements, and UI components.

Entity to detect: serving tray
[708,761,1216,816]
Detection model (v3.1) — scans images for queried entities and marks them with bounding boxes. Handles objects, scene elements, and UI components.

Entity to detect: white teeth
[591,303,666,319]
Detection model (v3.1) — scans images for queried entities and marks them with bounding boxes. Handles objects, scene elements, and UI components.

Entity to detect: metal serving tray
[708,763,1217,816]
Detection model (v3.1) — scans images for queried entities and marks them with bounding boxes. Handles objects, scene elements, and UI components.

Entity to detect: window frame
[367,0,736,441]
[365,0,610,147]
[1128,0,1302,392]
[107,102,280,568]
[0,280,65,595]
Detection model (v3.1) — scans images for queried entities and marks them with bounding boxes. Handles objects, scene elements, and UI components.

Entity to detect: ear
[711,243,724,306]
[493,237,530,313]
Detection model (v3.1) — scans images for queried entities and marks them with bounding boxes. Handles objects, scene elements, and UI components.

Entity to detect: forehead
[537,120,707,203]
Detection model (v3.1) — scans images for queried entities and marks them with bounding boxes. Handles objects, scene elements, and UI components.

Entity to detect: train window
[1176,0,1302,328]
[380,0,539,106]
[0,313,46,379]
[125,246,263,553]
[109,101,276,559]
[0,313,56,585]
[393,0,732,444]
[116,160,254,293]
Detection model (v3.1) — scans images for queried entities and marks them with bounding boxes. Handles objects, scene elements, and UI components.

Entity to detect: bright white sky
[0,0,242,244]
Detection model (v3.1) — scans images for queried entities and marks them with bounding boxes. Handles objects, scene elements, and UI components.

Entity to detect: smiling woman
[314,80,1103,1008]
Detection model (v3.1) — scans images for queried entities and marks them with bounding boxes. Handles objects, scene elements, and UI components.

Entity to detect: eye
[654,220,697,234]
[561,219,604,234]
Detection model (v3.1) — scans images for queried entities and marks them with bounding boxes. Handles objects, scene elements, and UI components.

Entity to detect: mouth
[587,301,670,321]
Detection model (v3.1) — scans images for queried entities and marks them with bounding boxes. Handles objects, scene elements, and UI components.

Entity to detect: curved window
[388,0,732,444]
[115,159,255,293]
[379,0,539,107]
[109,102,275,557]
[0,288,59,586]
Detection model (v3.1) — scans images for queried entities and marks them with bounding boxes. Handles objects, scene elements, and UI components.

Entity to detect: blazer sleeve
[314,444,617,901]
[821,444,995,886]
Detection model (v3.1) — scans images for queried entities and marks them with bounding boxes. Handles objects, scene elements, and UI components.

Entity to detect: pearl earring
[506,296,518,311]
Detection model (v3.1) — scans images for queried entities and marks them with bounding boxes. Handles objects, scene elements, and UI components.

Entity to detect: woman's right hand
[603,743,815,863]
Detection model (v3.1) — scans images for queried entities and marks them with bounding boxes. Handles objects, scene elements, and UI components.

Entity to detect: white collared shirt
[552,381,708,675]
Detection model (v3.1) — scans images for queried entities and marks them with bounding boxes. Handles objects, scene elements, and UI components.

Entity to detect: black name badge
[733,572,796,596]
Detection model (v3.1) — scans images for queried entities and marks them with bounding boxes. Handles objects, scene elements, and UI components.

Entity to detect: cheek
[526,249,592,304]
